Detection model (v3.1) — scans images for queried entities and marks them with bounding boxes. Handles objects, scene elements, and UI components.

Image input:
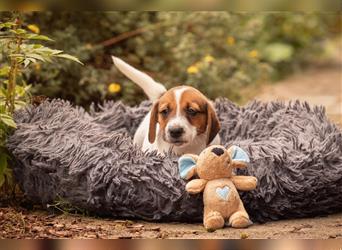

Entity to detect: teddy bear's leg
[203,209,225,232]
[228,201,252,228]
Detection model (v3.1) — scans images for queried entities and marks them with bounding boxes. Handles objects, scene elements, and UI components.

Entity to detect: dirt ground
[1,56,341,239]
[1,206,342,239]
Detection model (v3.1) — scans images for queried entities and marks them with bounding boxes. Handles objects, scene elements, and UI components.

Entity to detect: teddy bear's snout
[211,147,225,156]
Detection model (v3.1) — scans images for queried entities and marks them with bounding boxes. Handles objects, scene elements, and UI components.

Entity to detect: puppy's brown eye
[160,109,169,117]
[186,108,198,117]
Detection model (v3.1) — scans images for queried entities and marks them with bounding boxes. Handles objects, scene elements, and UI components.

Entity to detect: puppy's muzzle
[169,126,184,139]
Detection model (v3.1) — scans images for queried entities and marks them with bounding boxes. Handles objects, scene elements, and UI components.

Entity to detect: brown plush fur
[180,145,257,231]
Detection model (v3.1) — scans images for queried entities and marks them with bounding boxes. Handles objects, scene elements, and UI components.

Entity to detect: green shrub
[16,12,342,106]
[0,13,82,192]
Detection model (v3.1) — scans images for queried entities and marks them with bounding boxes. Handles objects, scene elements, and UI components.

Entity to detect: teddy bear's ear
[178,154,198,180]
[227,145,250,168]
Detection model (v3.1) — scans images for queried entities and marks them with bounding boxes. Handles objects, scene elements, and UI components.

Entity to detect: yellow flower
[108,83,121,94]
[187,65,199,74]
[204,55,214,63]
[249,50,259,58]
[226,36,235,46]
[27,24,40,34]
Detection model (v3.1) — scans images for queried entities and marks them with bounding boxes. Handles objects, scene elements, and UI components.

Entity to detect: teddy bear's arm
[185,179,208,194]
[231,176,257,191]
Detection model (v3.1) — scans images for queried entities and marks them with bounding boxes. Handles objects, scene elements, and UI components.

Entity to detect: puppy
[112,56,221,155]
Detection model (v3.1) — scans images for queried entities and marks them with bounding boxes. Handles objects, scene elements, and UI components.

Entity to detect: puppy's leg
[112,56,166,101]
[133,112,151,148]
[134,112,166,155]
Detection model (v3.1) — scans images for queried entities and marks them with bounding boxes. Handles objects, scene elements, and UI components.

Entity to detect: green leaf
[9,53,24,59]
[9,29,27,35]
[26,53,45,62]
[23,58,31,68]
[34,47,57,53]
[1,22,16,28]
[55,54,83,65]
[24,85,32,92]
[0,114,17,128]
[14,100,27,109]
[16,29,27,34]
[0,87,6,97]
[51,49,63,55]
[15,85,27,97]
[262,43,294,63]
[33,44,43,49]
[25,34,53,41]
[0,66,10,77]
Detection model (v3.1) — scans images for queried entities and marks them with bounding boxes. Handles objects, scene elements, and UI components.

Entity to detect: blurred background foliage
[2,12,341,107]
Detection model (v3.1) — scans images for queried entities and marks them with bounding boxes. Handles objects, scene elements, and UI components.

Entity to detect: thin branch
[99,22,164,47]
[101,27,146,47]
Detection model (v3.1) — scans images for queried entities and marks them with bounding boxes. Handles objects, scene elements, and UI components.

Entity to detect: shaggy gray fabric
[7,98,342,222]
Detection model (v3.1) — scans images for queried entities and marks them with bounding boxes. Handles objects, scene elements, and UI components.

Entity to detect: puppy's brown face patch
[156,86,208,136]
[157,89,178,134]
[149,86,220,145]
[179,88,208,135]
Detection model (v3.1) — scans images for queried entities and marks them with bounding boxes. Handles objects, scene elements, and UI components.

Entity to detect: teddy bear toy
[178,145,257,232]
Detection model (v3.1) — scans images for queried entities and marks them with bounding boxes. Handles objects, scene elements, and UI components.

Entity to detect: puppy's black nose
[169,127,184,138]
[212,147,224,156]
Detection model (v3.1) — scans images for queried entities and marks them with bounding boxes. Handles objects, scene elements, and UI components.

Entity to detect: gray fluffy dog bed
[7,98,342,223]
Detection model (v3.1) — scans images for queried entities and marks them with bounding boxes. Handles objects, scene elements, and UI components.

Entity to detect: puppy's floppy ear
[206,103,221,145]
[227,145,250,169]
[148,101,159,143]
[178,154,199,180]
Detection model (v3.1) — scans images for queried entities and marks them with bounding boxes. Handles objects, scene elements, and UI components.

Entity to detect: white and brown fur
[112,56,221,155]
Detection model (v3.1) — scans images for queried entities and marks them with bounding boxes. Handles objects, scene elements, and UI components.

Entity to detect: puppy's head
[149,86,220,147]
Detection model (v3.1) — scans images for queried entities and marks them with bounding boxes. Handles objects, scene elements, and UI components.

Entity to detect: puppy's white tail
[112,56,167,101]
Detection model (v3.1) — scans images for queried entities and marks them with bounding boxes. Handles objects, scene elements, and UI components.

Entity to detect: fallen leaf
[147,226,160,232]
[54,223,65,229]
[240,232,249,239]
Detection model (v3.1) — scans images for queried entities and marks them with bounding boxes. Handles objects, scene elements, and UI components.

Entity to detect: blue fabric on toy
[178,156,196,179]
[216,186,231,201]
[230,145,250,163]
